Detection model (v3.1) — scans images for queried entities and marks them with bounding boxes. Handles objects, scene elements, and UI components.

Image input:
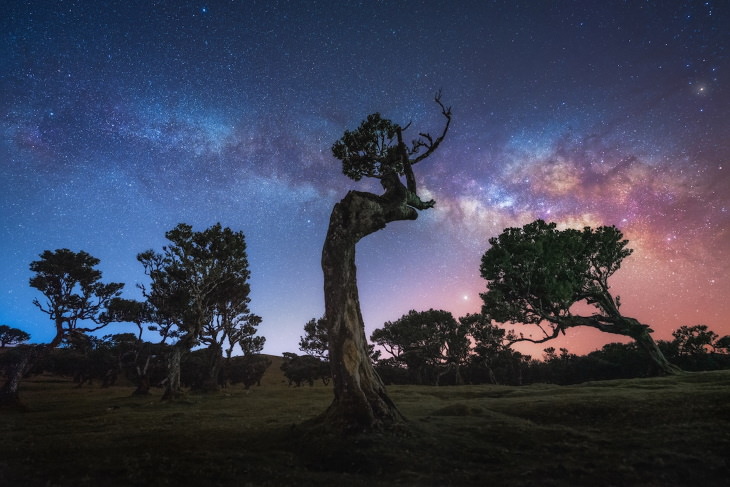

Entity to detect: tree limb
[410,90,452,165]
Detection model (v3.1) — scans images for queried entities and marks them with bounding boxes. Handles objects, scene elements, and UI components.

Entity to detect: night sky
[2,1,728,358]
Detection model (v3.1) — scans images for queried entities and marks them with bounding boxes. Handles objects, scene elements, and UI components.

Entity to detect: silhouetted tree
[0,325,30,348]
[320,92,451,431]
[480,220,680,375]
[716,335,730,354]
[672,325,718,356]
[227,354,271,389]
[299,317,329,360]
[0,249,123,406]
[200,311,263,392]
[371,309,468,385]
[138,223,252,399]
[281,352,330,387]
[460,313,520,384]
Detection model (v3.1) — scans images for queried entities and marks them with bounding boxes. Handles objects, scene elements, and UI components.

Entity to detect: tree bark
[162,345,183,400]
[320,187,419,432]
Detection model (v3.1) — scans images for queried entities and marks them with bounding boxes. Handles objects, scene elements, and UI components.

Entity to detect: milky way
[2,0,728,357]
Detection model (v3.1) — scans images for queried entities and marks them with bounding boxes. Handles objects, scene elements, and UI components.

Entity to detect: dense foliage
[480,220,679,375]
[137,223,263,397]
[0,325,30,348]
[29,249,125,345]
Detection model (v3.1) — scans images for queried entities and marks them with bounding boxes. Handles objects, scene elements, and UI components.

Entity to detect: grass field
[2,362,729,486]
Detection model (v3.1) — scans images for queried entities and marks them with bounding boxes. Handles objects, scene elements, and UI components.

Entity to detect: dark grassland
[2,362,728,486]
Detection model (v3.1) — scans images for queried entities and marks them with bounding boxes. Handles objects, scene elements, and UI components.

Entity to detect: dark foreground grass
[2,370,729,486]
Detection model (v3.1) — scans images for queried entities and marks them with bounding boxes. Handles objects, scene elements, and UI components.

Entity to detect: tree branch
[410,90,452,165]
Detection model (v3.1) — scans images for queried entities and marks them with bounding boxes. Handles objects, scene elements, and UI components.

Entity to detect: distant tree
[672,325,718,356]
[480,220,680,376]
[716,335,730,354]
[102,298,158,395]
[215,313,265,387]
[225,315,265,358]
[299,317,329,360]
[138,223,252,399]
[57,332,123,388]
[0,325,30,348]
[321,93,451,431]
[281,352,330,387]
[227,354,271,389]
[0,249,123,406]
[371,309,468,385]
[200,311,263,392]
[460,313,521,385]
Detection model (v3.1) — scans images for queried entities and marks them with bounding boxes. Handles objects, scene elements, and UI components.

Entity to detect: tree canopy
[299,317,329,360]
[138,223,252,348]
[331,91,451,184]
[0,325,30,348]
[137,223,255,398]
[371,309,469,385]
[2,249,123,405]
[29,248,124,346]
[672,325,718,356]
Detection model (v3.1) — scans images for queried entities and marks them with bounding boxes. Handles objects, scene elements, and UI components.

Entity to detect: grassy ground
[1,365,729,486]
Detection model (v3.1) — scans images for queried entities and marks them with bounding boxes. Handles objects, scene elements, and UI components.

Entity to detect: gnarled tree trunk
[320,186,419,432]
[631,326,682,375]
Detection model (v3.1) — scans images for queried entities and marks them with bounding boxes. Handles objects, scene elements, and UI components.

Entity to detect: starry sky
[2,0,729,359]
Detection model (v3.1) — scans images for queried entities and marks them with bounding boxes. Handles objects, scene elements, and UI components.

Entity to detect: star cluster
[2,1,728,357]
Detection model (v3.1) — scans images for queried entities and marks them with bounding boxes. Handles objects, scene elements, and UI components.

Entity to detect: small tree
[1,249,123,405]
[0,325,31,348]
[320,93,451,432]
[672,325,718,356]
[299,317,329,360]
[213,313,264,388]
[480,220,680,375]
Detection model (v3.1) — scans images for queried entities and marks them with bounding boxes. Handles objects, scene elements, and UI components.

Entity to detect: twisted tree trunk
[630,326,682,375]
[320,183,420,432]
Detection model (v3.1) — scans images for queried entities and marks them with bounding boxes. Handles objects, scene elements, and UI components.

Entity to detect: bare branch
[508,325,563,346]
[410,90,452,165]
